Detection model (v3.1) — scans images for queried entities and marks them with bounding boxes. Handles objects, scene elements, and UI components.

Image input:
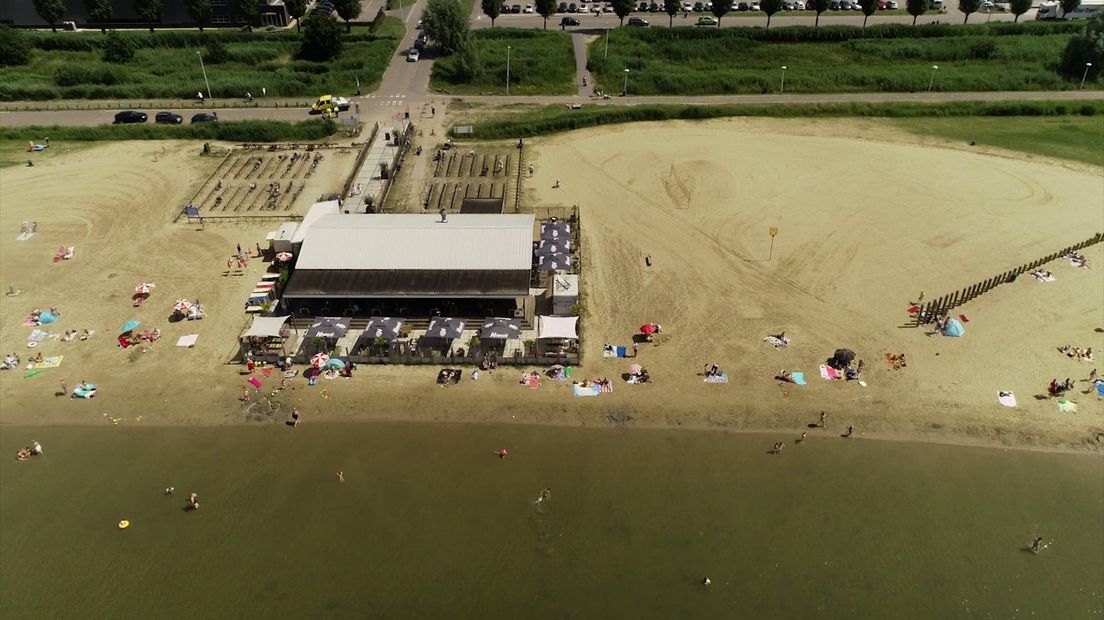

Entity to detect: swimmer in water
[336,471,344,483]
[536,488,551,503]
[188,492,199,511]
[1031,537,1044,553]
[164,487,175,495]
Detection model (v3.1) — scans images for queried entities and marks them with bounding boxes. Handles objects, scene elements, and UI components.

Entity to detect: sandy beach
[1,118,1101,451]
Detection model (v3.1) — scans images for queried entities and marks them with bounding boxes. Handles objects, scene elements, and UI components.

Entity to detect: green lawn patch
[459,100,1103,140]
[893,115,1104,166]
[0,30,402,100]
[588,22,1092,94]
[432,29,577,95]
[0,119,339,142]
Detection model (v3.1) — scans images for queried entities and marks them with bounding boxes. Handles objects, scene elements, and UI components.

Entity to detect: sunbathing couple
[15,441,43,461]
[886,353,907,370]
[1047,378,1074,397]
[1058,346,1094,362]
[1,353,21,370]
[479,352,499,371]
[1030,269,1054,281]
[1068,251,1090,268]
[61,329,93,342]
[576,377,611,389]
[627,368,651,384]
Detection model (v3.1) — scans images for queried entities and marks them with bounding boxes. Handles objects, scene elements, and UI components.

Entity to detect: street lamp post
[506,45,511,96]
[623,68,630,96]
[196,51,211,100]
[604,28,609,59]
[927,65,938,93]
[1081,62,1093,89]
[398,0,405,21]
[780,66,787,94]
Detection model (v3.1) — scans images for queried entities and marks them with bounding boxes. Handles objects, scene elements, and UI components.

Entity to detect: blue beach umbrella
[324,358,345,370]
[39,312,57,324]
[121,320,141,332]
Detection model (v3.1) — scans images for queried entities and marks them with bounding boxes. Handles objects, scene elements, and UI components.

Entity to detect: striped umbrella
[275,252,293,262]
[135,282,155,294]
[174,299,193,312]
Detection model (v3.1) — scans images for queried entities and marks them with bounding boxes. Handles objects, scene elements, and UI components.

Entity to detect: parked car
[415,32,428,50]
[190,112,218,123]
[561,16,581,25]
[524,3,534,11]
[113,110,147,124]
[697,14,718,23]
[737,2,749,9]
[693,1,704,9]
[649,2,662,11]
[829,0,841,8]
[407,48,420,62]
[512,4,523,11]
[887,0,898,7]
[155,111,183,124]
[567,2,577,11]
[558,1,568,10]
[627,15,649,24]
[604,3,615,11]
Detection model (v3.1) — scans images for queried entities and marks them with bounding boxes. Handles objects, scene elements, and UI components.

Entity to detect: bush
[54,65,124,86]
[0,25,32,67]
[204,38,229,64]
[969,38,998,59]
[1059,14,1103,81]
[102,31,134,63]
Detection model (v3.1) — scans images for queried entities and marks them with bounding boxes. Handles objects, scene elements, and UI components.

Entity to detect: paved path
[572,33,593,98]
[4,89,1099,128]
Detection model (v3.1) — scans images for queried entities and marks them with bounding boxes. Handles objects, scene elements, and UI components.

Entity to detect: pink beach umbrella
[135,282,155,294]
[173,299,193,312]
[311,352,330,368]
[275,252,293,262]
[628,363,642,374]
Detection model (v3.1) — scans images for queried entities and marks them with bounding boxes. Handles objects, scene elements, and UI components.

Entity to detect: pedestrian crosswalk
[362,94,408,107]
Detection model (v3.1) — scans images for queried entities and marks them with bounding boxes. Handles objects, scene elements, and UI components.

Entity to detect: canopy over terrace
[283,214,536,319]
[239,315,294,361]
[538,316,578,340]
[481,317,520,340]
[306,317,352,340]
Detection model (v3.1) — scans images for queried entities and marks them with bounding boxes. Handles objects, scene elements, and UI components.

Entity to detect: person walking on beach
[632,342,639,357]
[1031,536,1044,553]
[59,378,67,397]
[818,411,827,427]
[799,432,807,443]
[845,425,854,438]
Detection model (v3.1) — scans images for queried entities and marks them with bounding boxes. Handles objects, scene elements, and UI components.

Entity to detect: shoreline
[4,398,1102,457]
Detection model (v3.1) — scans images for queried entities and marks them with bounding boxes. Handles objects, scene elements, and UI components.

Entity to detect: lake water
[1,422,1101,619]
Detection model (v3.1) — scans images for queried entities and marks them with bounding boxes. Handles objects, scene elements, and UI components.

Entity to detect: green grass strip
[0,118,339,142]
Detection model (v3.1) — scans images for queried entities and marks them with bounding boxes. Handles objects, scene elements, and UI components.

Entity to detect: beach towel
[600,381,613,393]
[1057,399,1078,413]
[997,391,1017,407]
[248,376,262,389]
[792,372,806,385]
[1096,382,1104,398]
[958,314,969,323]
[72,384,97,399]
[573,384,601,397]
[28,329,49,342]
[261,367,273,378]
[565,367,574,378]
[283,370,297,379]
[819,365,841,381]
[24,369,41,378]
[616,346,628,358]
[175,334,199,347]
[32,355,63,369]
[22,316,37,326]
[528,375,540,390]
[16,231,34,241]
[705,373,729,384]
[763,336,790,348]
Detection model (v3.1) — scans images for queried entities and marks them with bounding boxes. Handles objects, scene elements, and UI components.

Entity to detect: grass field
[0,118,338,144]
[458,100,1104,165]
[587,27,1091,94]
[894,116,1104,167]
[432,29,577,95]
[0,31,401,101]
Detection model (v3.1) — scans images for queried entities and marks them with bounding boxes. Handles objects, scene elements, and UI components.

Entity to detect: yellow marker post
[768,227,779,260]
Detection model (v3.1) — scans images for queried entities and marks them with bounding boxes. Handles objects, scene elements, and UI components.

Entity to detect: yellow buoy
[118,520,130,529]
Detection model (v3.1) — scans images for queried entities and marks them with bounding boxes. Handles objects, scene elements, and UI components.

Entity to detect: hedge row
[465,100,1104,139]
[24,29,394,52]
[0,118,338,142]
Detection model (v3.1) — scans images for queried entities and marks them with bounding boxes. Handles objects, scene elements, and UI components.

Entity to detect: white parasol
[311,352,330,368]
[173,299,193,312]
[135,282,156,294]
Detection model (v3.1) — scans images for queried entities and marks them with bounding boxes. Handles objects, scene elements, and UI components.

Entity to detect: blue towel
[616,346,627,358]
[1097,382,1104,397]
[573,384,601,397]
[792,372,806,385]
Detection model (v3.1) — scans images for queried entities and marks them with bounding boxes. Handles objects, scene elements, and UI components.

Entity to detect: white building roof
[266,222,298,242]
[538,315,578,340]
[291,200,342,245]
[295,214,536,271]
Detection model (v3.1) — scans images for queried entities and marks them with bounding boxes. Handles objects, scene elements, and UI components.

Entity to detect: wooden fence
[913,232,1103,324]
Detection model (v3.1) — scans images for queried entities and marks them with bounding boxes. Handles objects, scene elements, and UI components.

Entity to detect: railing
[913,232,1103,324]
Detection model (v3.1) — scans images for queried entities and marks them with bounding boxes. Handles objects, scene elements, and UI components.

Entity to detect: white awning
[243,315,290,338]
[537,315,578,340]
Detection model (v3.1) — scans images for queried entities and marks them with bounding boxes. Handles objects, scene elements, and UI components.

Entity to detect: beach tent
[942,318,966,338]
[427,317,466,340]
[829,349,855,370]
[538,316,578,340]
[481,318,521,340]
[243,315,291,338]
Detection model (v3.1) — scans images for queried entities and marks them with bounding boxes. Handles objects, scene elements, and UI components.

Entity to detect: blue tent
[942,318,965,337]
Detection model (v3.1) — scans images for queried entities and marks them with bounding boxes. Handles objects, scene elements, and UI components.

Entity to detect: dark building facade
[0,0,290,29]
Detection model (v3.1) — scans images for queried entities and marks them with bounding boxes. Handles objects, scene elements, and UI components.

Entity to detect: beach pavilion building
[281,213,536,322]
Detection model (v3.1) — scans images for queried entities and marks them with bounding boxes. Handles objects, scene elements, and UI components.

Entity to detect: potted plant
[374,336,388,356]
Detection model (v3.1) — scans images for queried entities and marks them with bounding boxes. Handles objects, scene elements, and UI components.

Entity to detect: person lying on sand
[776,370,795,383]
